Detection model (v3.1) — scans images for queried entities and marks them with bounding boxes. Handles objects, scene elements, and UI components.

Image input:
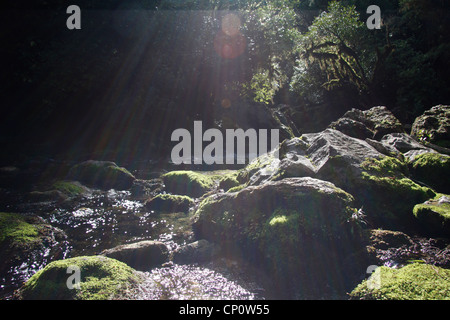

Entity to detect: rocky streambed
[1,105,450,300]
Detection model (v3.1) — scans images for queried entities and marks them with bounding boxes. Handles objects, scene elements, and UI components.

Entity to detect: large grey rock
[247,129,383,187]
[193,177,366,298]
[329,106,404,140]
[100,240,170,270]
[380,133,437,161]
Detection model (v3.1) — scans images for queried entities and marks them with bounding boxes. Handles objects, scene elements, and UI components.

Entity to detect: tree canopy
[0,0,449,160]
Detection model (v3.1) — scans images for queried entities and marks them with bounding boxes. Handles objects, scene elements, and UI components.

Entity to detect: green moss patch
[162,170,240,197]
[409,153,450,193]
[162,171,215,197]
[52,180,89,196]
[361,157,409,177]
[359,157,435,230]
[413,194,450,236]
[350,263,450,300]
[0,212,39,245]
[145,194,194,213]
[20,256,143,300]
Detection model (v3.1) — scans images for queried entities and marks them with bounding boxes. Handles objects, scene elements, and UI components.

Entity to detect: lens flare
[222,13,241,36]
[214,13,246,59]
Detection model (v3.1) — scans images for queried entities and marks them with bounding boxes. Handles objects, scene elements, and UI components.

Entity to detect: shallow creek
[0,188,271,299]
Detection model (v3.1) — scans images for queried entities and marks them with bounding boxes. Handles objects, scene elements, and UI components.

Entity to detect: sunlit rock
[329,106,404,140]
[350,263,450,300]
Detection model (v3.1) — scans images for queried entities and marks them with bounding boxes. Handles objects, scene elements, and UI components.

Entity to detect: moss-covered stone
[350,263,450,300]
[413,194,450,236]
[193,177,366,298]
[144,194,194,213]
[358,157,435,231]
[226,184,247,193]
[409,153,450,193]
[162,171,216,197]
[67,160,135,190]
[19,256,143,300]
[0,212,39,245]
[52,180,89,197]
[218,174,240,191]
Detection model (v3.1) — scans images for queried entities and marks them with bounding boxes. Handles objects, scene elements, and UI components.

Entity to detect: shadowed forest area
[1,0,449,165]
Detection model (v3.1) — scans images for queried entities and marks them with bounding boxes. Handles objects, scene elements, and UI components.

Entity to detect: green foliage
[291,1,371,102]
[350,263,450,300]
[240,3,300,103]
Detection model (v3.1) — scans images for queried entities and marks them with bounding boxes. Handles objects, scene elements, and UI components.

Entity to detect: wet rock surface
[101,240,170,271]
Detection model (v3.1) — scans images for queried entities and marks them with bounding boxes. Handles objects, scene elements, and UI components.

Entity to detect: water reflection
[134,263,259,300]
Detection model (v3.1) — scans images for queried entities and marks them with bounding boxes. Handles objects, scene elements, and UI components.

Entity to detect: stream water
[0,186,271,300]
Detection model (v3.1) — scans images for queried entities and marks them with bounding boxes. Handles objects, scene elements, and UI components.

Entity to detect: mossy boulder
[0,212,40,246]
[26,181,91,203]
[350,263,450,300]
[144,194,194,213]
[237,129,383,187]
[193,177,367,298]
[218,174,240,191]
[413,194,450,237]
[162,170,238,197]
[162,171,216,197]
[52,180,91,197]
[67,160,135,190]
[380,133,437,161]
[19,255,143,300]
[409,153,450,193]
